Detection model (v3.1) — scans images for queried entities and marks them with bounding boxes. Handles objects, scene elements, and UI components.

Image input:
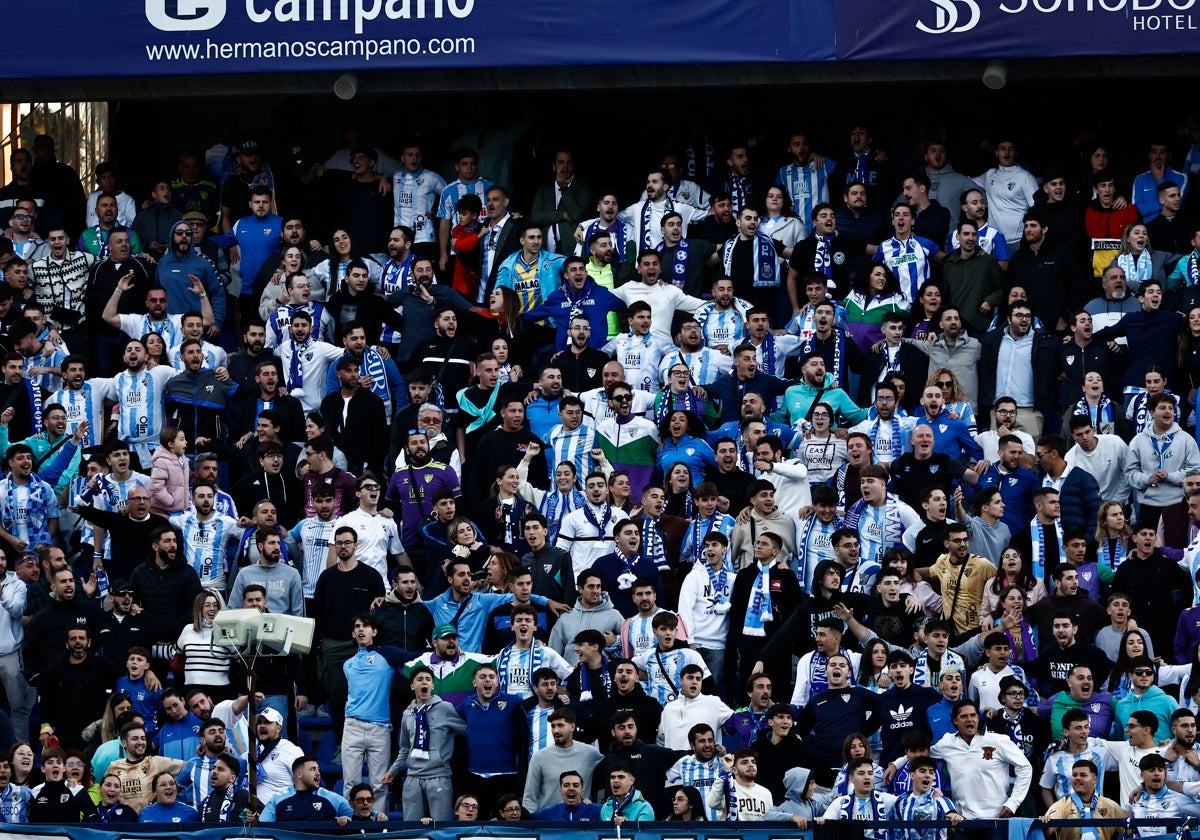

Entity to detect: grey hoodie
[547,591,624,665]
[389,693,466,779]
[764,767,834,821]
[1125,421,1200,506]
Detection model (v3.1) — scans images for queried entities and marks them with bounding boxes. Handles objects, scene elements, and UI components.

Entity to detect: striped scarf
[1029,516,1065,583]
[0,473,56,544]
[496,642,545,696]
[1073,395,1116,436]
[868,417,904,462]
[843,495,905,566]
[541,487,584,541]
[658,237,691,288]
[721,232,779,288]
[585,219,628,262]
[914,647,964,688]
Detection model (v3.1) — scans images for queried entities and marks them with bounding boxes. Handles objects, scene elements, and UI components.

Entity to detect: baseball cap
[336,356,361,372]
[256,707,284,725]
[432,624,459,640]
[235,139,260,155]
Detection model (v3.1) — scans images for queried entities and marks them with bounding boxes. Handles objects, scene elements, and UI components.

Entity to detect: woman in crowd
[663,463,696,518]
[608,470,634,513]
[1093,502,1131,570]
[882,547,942,616]
[796,403,847,484]
[304,412,348,470]
[656,410,717,487]
[142,332,167,369]
[985,583,1040,664]
[310,228,383,299]
[905,280,942,341]
[1111,222,1175,292]
[667,786,707,821]
[176,591,233,701]
[760,186,804,258]
[490,335,523,384]
[980,546,1047,617]
[844,263,907,353]
[928,368,977,434]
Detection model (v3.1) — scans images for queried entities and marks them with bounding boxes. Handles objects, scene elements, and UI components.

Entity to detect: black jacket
[583,684,664,753]
[369,594,435,651]
[71,507,171,582]
[23,596,103,684]
[128,557,204,643]
[977,327,1061,422]
[593,739,683,815]
[319,387,388,478]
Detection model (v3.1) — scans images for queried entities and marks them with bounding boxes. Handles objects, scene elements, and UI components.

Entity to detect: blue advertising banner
[0,0,836,80]
[836,0,1200,60]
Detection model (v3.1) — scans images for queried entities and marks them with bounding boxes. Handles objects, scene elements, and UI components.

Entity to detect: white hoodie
[0,571,25,656]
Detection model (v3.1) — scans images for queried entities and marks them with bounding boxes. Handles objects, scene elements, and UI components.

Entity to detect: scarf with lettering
[1184,252,1200,286]
[355,346,390,405]
[843,495,905,565]
[658,238,691,289]
[641,515,667,571]
[287,338,309,390]
[1004,622,1039,667]
[1073,395,1116,436]
[690,514,721,563]
[706,560,731,609]
[411,699,438,759]
[868,417,903,463]
[810,647,855,696]
[639,198,673,249]
[1030,517,1066,583]
[839,791,891,822]
[585,219,628,264]
[999,709,1026,753]
[756,333,780,377]
[914,647,964,688]
[721,232,778,288]
[797,513,841,582]
[726,172,750,214]
[578,655,611,701]
[814,235,833,278]
[743,560,774,637]
[1117,252,1153,288]
[497,642,546,696]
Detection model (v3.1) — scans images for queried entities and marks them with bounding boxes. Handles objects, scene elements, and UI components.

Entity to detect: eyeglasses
[262,452,283,459]
[811,412,830,418]
[935,380,953,388]
[459,802,479,810]
[1132,668,1155,676]
[65,761,86,768]
[1002,690,1026,698]
[995,408,1016,416]
[334,540,357,547]
[353,796,374,803]
[947,537,969,544]
[501,805,523,814]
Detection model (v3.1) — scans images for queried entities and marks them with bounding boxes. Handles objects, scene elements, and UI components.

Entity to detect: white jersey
[659,348,733,386]
[333,509,402,586]
[168,341,227,372]
[974,166,1039,246]
[277,338,344,412]
[494,642,572,699]
[556,503,618,580]
[290,516,337,599]
[619,199,703,250]
[49,379,119,448]
[601,331,677,392]
[694,298,752,349]
[24,345,70,395]
[169,511,244,588]
[264,302,335,348]
[580,388,653,423]
[117,314,186,349]
[634,646,709,704]
[392,167,446,243]
[114,365,178,458]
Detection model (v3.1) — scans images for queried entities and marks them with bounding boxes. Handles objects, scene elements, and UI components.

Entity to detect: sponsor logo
[915,0,980,34]
[146,0,227,31]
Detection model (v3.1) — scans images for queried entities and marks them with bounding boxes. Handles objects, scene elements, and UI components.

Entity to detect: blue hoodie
[157,221,225,325]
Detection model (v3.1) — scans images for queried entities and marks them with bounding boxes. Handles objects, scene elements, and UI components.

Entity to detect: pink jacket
[150,447,190,514]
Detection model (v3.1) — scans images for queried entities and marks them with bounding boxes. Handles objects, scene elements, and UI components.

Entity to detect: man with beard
[169,483,244,590]
[178,718,245,808]
[319,357,387,478]
[326,260,405,347]
[106,721,187,811]
[551,313,611,394]
[795,653,882,766]
[369,564,434,652]
[128,524,203,647]
[385,428,459,558]
[36,626,122,750]
[621,168,706,251]
[227,320,274,392]
[901,306,981,406]
[85,228,155,375]
[753,703,836,803]
[584,658,664,752]
[230,358,304,443]
[415,305,477,432]
[30,226,94,344]
[395,256,477,363]
[776,132,837,241]
[156,220,223,327]
[241,708,304,806]
[593,711,680,815]
[525,256,625,352]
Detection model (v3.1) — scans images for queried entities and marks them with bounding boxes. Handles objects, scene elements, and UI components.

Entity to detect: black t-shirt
[789,233,869,297]
[888,454,965,510]
[911,520,951,568]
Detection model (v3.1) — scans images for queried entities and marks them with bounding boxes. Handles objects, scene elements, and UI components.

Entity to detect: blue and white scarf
[1073,396,1116,436]
[743,561,774,637]
[1098,537,1127,570]
[797,513,842,588]
[799,330,846,388]
[913,647,964,688]
[755,333,780,377]
[838,791,891,823]
[578,655,611,701]
[655,386,702,425]
[584,219,628,263]
[1030,517,1066,583]
[639,198,673,249]
[1117,252,1154,289]
[541,487,584,543]
[1182,252,1200,286]
[286,338,309,390]
[719,769,738,822]
[868,417,904,463]
[814,235,833,278]
[641,516,667,571]
[706,560,731,608]
[843,495,905,567]
[721,232,778,288]
[810,647,855,696]
[607,789,637,819]
[658,237,691,289]
[411,699,438,759]
[725,173,750,214]
[497,642,546,696]
[689,514,723,563]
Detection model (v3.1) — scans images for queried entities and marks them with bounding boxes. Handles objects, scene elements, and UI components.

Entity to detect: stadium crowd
[4,120,1200,833]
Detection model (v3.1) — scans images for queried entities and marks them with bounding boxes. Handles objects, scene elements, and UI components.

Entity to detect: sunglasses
[1132,668,1155,676]
[934,380,953,388]
[610,394,632,402]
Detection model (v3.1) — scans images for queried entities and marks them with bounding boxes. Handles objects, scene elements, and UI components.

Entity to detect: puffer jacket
[150,446,189,514]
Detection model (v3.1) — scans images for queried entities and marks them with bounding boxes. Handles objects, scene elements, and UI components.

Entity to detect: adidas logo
[890,704,913,722]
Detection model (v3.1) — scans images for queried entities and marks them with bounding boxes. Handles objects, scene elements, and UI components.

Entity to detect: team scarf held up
[868,416,904,462]
[913,647,964,687]
[585,219,628,264]
[658,237,691,288]
[655,386,703,425]
[1029,516,1066,583]
[721,232,778,288]
[718,767,739,822]
[540,486,585,541]
[843,494,905,565]
[743,560,774,636]
[798,330,846,386]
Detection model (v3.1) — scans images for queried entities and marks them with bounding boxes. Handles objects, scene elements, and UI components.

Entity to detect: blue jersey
[210,213,283,296]
[178,754,246,806]
[777,159,837,236]
[949,223,1010,261]
[438,178,494,226]
[874,235,940,305]
[893,789,957,840]
[667,754,723,820]
[343,645,407,725]
[527,703,555,759]
[0,783,32,823]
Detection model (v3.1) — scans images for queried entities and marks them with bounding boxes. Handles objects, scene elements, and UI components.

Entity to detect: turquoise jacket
[600,791,656,822]
[779,372,870,427]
